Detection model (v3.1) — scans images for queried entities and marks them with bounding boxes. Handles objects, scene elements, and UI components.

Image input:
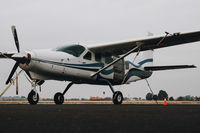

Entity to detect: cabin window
[105,56,113,64]
[125,62,129,69]
[83,52,92,60]
[54,44,85,57]
[95,53,101,62]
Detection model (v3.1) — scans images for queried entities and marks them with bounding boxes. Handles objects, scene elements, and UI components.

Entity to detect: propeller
[5,26,26,84]
[1,26,35,95]
[3,26,40,95]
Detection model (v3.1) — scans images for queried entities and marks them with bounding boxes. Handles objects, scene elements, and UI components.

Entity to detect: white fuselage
[19,46,153,85]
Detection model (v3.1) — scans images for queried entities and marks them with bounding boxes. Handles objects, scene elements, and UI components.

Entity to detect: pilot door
[113,59,125,83]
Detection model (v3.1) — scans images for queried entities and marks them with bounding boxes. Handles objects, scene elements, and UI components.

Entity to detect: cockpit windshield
[53,44,85,57]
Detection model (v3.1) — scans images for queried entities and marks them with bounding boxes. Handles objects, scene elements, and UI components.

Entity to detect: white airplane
[0,26,199,105]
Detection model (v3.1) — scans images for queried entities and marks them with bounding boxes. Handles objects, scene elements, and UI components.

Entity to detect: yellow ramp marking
[0,70,22,97]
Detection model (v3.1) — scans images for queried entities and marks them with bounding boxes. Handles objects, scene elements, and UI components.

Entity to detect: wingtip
[192,65,197,68]
[189,65,197,68]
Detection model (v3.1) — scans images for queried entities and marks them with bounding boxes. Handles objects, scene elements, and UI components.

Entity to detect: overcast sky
[0,0,200,99]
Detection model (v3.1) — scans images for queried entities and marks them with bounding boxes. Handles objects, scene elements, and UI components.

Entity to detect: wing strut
[90,32,177,78]
[91,43,142,78]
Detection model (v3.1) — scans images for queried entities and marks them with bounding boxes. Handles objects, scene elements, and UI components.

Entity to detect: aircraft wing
[88,31,200,55]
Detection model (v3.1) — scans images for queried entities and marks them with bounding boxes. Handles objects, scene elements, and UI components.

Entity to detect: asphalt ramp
[0,104,199,133]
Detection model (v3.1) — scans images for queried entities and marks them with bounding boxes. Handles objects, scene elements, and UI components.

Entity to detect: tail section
[124,49,196,84]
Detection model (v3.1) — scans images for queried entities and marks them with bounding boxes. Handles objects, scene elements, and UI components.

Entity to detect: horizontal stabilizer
[144,65,196,71]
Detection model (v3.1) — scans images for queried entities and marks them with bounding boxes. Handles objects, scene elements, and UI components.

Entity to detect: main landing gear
[100,79,123,105]
[53,80,123,105]
[113,91,123,104]
[54,82,73,105]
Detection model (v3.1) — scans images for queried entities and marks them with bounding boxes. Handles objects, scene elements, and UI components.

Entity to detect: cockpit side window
[54,45,85,57]
[105,56,113,64]
[95,53,101,62]
[83,52,92,60]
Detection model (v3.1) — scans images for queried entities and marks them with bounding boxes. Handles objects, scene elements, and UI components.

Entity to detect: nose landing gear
[28,90,39,105]
[27,81,39,105]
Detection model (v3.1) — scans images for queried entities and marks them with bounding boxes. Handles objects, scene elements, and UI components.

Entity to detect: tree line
[146,90,200,101]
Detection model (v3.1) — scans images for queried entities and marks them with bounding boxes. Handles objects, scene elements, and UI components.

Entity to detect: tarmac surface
[0,104,200,133]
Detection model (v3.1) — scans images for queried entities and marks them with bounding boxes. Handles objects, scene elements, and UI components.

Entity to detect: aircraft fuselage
[19,45,153,85]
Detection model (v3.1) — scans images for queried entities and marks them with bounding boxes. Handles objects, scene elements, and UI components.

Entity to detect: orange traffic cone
[164,98,167,106]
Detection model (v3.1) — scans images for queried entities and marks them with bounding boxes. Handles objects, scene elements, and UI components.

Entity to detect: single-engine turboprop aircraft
[0,26,200,105]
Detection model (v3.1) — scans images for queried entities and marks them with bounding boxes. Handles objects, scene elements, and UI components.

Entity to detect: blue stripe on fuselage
[125,58,153,68]
[31,58,153,75]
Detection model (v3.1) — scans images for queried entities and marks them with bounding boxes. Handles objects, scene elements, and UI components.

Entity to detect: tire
[113,91,123,105]
[28,90,39,105]
[54,92,64,105]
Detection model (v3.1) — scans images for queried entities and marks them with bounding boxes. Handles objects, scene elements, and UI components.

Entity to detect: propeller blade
[11,26,20,53]
[6,62,19,84]
[0,52,15,59]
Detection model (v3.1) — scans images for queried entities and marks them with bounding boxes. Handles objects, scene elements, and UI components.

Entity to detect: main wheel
[28,90,39,105]
[113,91,123,105]
[54,92,64,105]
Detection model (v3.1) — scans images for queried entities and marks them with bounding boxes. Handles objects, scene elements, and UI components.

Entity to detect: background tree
[177,96,185,101]
[158,90,168,100]
[153,95,158,101]
[146,92,153,100]
[169,96,174,101]
[185,95,194,101]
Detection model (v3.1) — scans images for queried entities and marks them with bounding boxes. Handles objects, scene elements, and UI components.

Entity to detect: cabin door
[113,59,125,83]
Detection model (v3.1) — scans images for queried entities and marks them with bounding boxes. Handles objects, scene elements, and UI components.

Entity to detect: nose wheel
[28,90,39,105]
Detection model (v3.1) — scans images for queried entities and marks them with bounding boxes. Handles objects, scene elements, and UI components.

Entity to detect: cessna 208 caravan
[0,26,200,105]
